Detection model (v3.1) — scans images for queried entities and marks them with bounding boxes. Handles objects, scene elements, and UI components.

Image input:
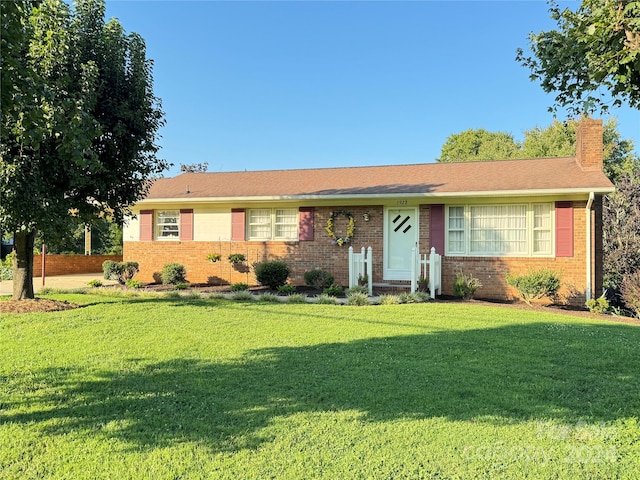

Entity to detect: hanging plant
[207,253,221,263]
[326,210,355,246]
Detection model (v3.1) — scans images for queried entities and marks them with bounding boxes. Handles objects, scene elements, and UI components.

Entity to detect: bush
[621,271,640,318]
[103,260,139,285]
[231,290,253,301]
[506,268,561,305]
[379,294,401,305]
[304,269,335,289]
[258,293,279,303]
[585,295,610,315]
[347,291,370,306]
[253,260,291,290]
[347,285,368,295]
[323,284,344,297]
[230,282,249,292]
[315,294,338,305]
[286,294,307,304]
[125,279,143,289]
[453,272,482,300]
[277,284,297,294]
[161,263,187,285]
[0,252,13,280]
[87,279,103,288]
[174,283,189,290]
[399,292,427,304]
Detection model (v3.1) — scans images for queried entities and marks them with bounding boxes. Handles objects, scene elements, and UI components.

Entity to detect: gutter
[585,192,595,301]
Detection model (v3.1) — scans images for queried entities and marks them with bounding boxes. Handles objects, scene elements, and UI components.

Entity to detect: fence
[411,247,442,299]
[348,246,373,296]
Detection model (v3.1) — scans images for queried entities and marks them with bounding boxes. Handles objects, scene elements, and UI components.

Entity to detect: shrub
[506,268,561,305]
[173,283,189,290]
[231,290,253,301]
[621,271,640,318]
[347,291,370,306]
[161,263,187,285]
[230,282,249,292]
[347,285,368,295]
[125,279,143,289]
[103,260,139,285]
[277,284,297,294]
[87,279,103,288]
[399,292,426,304]
[258,293,279,303]
[304,269,335,289]
[323,284,344,297]
[253,260,291,290]
[585,295,610,315]
[315,294,338,305]
[379,294,401,305]
[453,272,482,300]
[0,252,14,280]
[286,294,307,304]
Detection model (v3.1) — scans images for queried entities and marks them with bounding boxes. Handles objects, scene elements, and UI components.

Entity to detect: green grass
[1,294,639,479]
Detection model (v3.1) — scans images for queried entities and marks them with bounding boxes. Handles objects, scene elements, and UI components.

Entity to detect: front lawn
[1,294,639,479]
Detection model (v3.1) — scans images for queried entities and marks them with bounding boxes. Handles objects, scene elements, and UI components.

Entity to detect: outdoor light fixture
[363,212,370,222]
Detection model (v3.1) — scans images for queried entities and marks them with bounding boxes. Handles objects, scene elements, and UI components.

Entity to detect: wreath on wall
[326,210,355,246]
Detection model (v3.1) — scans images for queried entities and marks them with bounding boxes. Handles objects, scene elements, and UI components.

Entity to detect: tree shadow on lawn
[3,322,639,452]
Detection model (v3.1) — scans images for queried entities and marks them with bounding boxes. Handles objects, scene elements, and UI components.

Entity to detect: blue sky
[104,0,639,177]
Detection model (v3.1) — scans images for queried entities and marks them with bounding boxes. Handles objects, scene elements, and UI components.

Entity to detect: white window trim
[247,208,298,241]
[445,203,554,257]
[155,210,180,240]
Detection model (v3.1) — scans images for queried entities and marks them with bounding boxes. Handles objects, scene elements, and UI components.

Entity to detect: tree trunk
[13,230,36,300]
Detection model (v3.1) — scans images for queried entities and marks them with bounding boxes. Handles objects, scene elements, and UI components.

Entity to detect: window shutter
[555,202,573,257]
[179,209,193,241]
[429,205,445,254]
[298,207,314,241]
[231,209,245,241]
[139,210,153,241]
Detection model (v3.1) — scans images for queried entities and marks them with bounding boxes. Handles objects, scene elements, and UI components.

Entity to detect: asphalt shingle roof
[143,157,614,201]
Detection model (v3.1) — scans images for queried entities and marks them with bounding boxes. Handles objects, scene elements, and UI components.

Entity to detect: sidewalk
[0,273,118,296]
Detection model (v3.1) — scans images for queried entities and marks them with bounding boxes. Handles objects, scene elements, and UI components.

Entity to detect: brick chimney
[575,118,604,171]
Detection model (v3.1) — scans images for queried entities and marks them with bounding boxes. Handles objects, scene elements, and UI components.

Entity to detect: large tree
[516,0,640,115]
[0,0,167,299]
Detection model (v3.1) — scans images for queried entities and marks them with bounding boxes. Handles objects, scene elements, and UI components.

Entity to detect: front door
[384,207,418,280]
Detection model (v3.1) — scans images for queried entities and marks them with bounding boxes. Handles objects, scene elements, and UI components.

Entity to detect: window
[155,210,179,239]
[248,208,297,240]
[446,203,553,256]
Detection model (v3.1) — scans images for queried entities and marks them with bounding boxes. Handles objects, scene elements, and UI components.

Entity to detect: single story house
[123,118,614,304]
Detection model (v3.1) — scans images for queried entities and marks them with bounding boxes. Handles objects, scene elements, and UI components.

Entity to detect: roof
[143,157,615,202]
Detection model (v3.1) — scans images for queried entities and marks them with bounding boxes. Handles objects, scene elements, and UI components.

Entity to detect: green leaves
[517,0,640,115]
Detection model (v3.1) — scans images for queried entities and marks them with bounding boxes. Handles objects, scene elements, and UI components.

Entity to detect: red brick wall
[124,202,596,304]
[33,254,123,277]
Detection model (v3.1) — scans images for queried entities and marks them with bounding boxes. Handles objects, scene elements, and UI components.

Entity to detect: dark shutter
[139,210,153,241]
[429,205,445,254]
[298,207,314,241]
[555,202,574,257]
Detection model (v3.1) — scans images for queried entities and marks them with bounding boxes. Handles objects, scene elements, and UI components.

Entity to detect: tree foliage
[436,118,639,182]
[603,171,640,290]
[436,129,520,162]
[0,0,167,299]
[516,0,640,115]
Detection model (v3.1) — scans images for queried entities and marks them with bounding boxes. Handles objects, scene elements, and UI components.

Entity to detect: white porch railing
[410,247,442,299]
[348,246,373,296]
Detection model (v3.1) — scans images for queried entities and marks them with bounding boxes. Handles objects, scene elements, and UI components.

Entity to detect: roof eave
[138,186,615,204]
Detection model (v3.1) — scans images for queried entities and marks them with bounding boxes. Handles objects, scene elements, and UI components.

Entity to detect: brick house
[123,118,614,304]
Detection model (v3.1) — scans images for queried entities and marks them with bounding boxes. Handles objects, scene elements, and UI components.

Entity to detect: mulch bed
[0,298,80,314]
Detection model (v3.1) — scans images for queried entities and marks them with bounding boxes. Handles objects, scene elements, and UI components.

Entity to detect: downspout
[585,192,595,301]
